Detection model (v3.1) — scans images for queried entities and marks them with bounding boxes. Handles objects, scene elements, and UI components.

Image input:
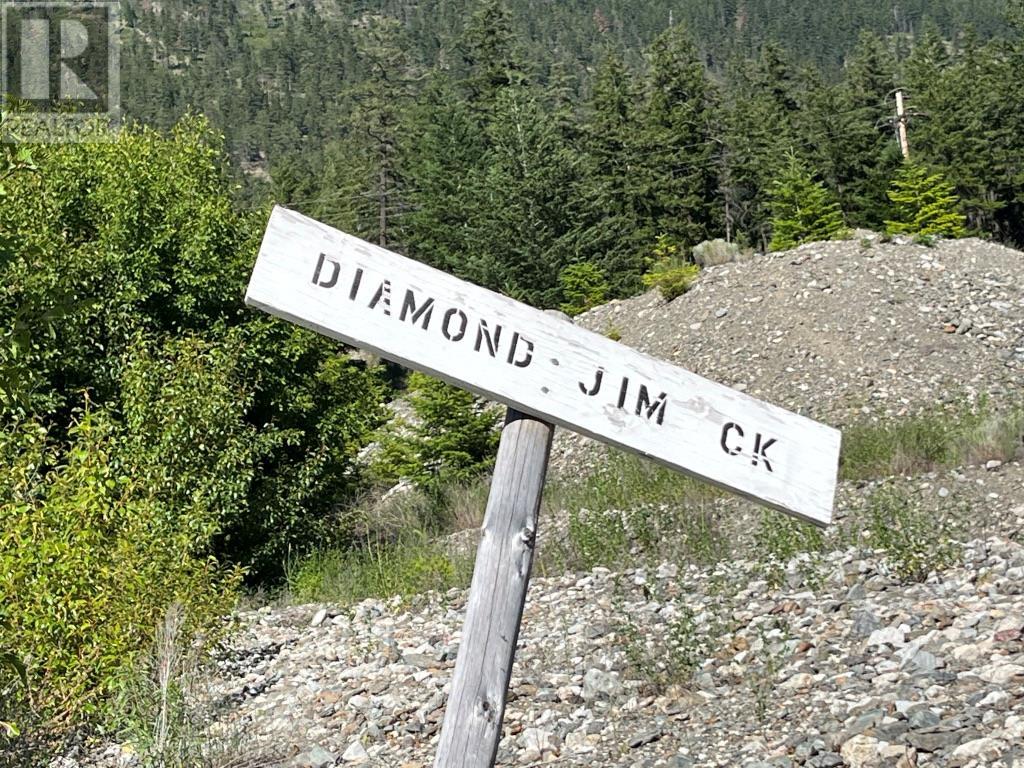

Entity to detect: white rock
[949,737,1005,764]
[582,668,621,701]
[972,662,1024,685]
[779,672,815,691]
[310,608,328,627]
[840,735,881,768]
[866,626,906,648]
[342,741,369,763]
[518,727,559,755]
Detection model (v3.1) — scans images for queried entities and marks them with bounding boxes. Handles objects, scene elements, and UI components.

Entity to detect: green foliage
[1,641,28,742]
[642,235,701,301]
[0,118,394,730]
[371,373,500,493]
[840,399,1022,481]
[885,161,968,238]
[768,152,847,251]
[604,324,623,342]
[0,412,240,724]
[0,118,390,582]
[865,486,958,582]
[616,581,710,691]
[566,509,630,571]
[754,509,826,588]
[541,451,725,573]
[286,532,472,604]
[558,262,608,316]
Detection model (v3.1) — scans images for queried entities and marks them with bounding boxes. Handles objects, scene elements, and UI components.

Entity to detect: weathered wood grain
[245,205,842,526]
[433,409,553,768]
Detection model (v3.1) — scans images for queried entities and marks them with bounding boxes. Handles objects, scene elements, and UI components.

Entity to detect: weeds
[749,623,790,725]
[840,399,1023,481]
[111,605,274,768]
[541,451,726,573]
[616,588,709,692]
[863,486,958,582]
[285,533,473,605]
[754,509,827,588]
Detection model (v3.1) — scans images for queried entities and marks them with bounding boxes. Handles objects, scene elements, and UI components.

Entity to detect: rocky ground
[72,236,1023,768]
[172,516,1024,768]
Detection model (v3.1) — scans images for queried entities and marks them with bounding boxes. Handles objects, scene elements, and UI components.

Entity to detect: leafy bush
[0,412,240,726]
[0,117,394,732]
[642,235,700,301]
[0,117,391,583]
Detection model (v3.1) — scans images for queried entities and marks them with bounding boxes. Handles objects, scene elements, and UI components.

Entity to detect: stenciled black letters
[720,422,744,455]
[312,253,340,288]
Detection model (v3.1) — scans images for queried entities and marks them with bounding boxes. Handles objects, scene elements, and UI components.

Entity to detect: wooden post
[895,89,910,160]
[434,408,554,768]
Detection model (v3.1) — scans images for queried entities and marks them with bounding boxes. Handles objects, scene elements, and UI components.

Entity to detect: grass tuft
[840,400,1023,481]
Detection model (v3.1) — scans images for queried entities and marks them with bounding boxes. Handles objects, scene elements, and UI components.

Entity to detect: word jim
[578,368,668,425]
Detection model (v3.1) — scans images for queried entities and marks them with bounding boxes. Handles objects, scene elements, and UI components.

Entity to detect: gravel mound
[580,237,1023,421]
[551,236,1023,475]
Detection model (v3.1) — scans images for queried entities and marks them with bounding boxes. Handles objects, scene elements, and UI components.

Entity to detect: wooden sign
[246,206,841,526]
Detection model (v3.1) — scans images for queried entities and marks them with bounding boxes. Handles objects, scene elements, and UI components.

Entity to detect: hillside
[66,236,1024,768]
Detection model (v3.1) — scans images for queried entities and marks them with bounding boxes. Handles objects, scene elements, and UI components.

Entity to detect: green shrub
[558,262,608,316]
[370,372,500,495]
[0,117,392,584]
[768,151,847,251]
[885,161,967,238]
[1,641,28,743]
[642,235,700,301]
[0,413,240,726]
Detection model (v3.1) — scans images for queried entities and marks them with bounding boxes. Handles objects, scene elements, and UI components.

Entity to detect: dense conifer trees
[117,0,1024,306]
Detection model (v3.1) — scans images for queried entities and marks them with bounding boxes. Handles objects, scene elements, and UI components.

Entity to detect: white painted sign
[246,206,841,526]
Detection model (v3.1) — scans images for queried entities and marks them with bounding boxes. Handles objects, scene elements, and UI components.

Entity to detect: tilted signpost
[246,206,842,767]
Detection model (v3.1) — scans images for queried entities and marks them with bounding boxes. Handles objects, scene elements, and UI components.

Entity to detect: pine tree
[634,25,717,249]
[570,49,648,296]
[768,152,846,251]
[461,86,577,307]
[884,162,967,238]
[401,75,488,274]
[714,48,803,251]
[832,31,902,228]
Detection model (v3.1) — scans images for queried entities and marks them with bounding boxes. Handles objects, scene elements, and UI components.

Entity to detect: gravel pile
[552,236,1024,476]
